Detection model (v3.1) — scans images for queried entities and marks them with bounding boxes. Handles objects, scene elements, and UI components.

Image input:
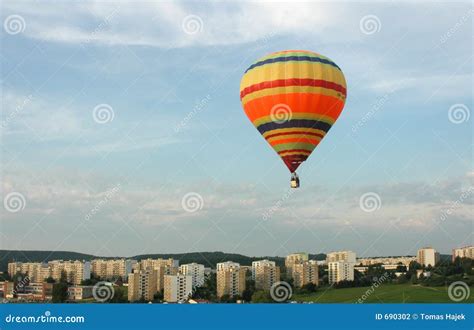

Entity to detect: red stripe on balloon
[240,78,347,99]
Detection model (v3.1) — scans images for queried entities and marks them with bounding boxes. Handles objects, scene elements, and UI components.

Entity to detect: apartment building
[49,260,91,285]
[67,286,94,301]
[216,262,246,298]
[326,250,356,284]
[326,251,356,263]
[7,262,49,282]
[138,258,178,270]
[452,246,474,261]
[328,261,354,284]
[179,263,205,288]
[417,247,440,267]
[128,269,158,302]
[8,261,90,285]
[14,282,53,301]
[91,259,136,280]
[285,253,309,278]
[137,258,179,291]
[252,260,280,291]
[293,260,318,288]
[163,274,193,302]
[357,256,416,268]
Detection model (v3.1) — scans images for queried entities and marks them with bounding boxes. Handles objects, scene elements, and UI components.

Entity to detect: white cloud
[1,2,351,47]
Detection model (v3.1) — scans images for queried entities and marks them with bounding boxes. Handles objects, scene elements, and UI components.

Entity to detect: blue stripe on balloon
[256,120,332,135]
[245,56,341,73]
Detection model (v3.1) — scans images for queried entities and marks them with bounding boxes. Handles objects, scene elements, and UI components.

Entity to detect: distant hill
[0,250,327,272]
[0,250,97,272]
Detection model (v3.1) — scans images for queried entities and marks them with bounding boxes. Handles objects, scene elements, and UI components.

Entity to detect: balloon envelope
[240,50,347,173]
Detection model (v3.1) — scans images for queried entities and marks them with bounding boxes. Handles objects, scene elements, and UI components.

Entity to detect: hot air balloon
[240,50,347,188]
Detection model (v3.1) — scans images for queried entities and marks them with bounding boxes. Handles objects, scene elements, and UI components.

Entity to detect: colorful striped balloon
[240,50,347,177]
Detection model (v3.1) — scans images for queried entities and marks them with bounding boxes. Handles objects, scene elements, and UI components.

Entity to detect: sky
[1,1,472,258]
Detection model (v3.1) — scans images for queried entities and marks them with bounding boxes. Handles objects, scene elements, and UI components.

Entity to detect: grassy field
[292,284,474,303]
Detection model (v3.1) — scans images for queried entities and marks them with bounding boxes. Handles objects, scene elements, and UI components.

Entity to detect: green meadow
[292,284,474,303]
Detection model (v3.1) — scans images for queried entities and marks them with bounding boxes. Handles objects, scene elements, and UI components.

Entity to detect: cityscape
[1,245,472,304]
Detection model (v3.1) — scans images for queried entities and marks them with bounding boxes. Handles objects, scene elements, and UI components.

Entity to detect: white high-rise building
[328,261,354,284]
[327,250,356,284]
[417,247,440,267]
[179,263,205,288]
[164,274,193,302]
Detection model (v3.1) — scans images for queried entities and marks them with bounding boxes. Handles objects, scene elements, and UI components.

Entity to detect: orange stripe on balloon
[243,93,344,123]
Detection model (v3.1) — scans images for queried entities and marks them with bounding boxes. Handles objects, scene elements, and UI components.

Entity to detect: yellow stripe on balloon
[240,62,345,92]
[262,127,327,138]
[266,134,323,143]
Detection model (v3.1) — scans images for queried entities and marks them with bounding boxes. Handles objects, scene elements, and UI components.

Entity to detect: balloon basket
[290,172,300,188]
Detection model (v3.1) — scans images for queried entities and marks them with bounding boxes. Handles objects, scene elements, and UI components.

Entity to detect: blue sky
[1,1,472,258]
